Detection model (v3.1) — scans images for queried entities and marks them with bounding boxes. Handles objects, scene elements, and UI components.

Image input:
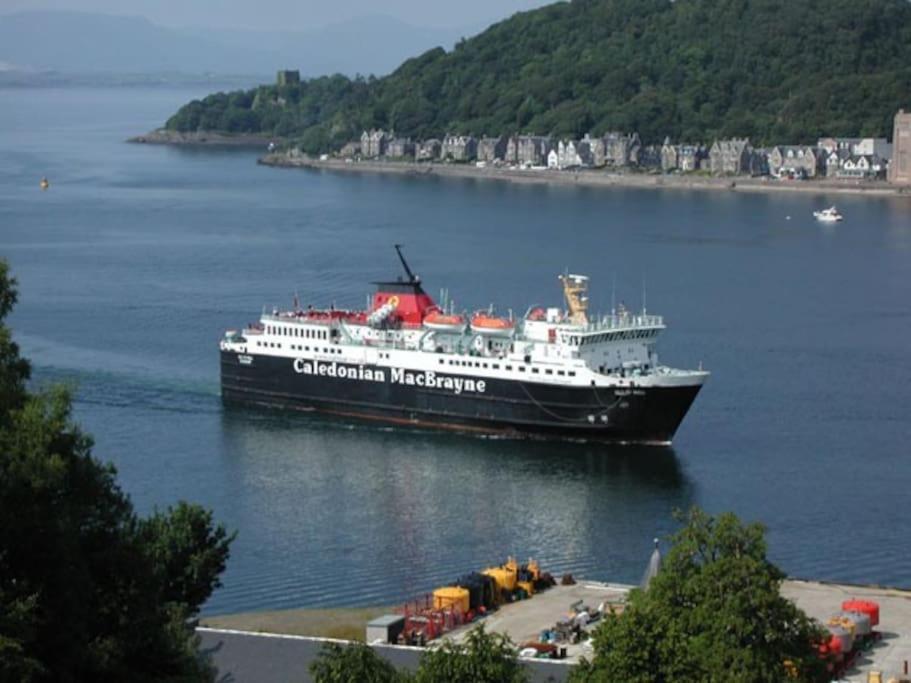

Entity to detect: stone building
[581,134,606,167]
[441,134,478,162]
[477,136,508,163]
[660,137,678,172]
[708,138,752,175]
[509,135,554,167]
[890,110,911,185]
[768,146,824,178]
[824,149,850,177]
[637,145,662,170]
[818,136,892,159]
[360,130,390,158]
[838,155,888,179]
[416,139,442,161]
[553,140,593,169]
[603,132,641,167]
[677,145,707,172]
[276,70,300,86]
[386,138,415,159]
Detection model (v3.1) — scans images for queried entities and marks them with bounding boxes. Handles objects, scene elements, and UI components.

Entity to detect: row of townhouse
[660,137,891,179]
[346,130,896,181]
[349,131,642,167]
[766,139,891,180]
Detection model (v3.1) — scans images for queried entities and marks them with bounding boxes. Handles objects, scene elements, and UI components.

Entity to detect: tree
[415,625,528,683]
[0,260,235,682]
[164,0,911,149]
[310,642,409,683]
[309,625,527,683]
[570,508,828,683]
[0,262,30,422]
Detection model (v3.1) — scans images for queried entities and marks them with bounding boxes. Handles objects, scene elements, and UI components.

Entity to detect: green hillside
[165,0,911,151]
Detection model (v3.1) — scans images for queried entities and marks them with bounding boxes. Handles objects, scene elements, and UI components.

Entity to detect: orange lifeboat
[423,309,466,333]
[470,312,515,337]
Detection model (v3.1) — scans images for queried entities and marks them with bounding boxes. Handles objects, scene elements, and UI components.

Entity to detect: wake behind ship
[219,247,708,444]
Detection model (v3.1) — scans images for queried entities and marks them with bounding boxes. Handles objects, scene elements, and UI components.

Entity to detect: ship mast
[394,244,420,284]
[559,273,590,325]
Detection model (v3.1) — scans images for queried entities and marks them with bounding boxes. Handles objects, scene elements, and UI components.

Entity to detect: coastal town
[315,109,911,186]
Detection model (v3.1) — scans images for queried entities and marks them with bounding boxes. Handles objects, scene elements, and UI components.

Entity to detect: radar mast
[559,273,590,325]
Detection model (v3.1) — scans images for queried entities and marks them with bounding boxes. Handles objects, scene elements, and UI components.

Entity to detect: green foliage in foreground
[569,508,828,683]
[165,0,911,152]
[0,260,235,682]
[310,641,409,683]
[414,625,528,683]
[310,624,527,683]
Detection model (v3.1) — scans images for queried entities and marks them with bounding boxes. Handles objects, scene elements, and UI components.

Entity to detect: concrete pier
[782,580,911,682]
[198,579,911,683]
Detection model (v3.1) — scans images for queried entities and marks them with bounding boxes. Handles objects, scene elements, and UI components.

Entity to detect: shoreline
[127,128,278,147]
[258,153,911,198]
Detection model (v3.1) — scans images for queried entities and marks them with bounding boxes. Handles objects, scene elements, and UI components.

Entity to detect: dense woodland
[0,261,234,681]
[167,0,911,153]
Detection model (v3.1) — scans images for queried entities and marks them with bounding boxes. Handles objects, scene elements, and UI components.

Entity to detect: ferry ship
[219,247,708,444]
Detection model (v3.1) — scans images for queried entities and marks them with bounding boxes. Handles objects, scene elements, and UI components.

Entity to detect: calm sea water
[2,86,910,614]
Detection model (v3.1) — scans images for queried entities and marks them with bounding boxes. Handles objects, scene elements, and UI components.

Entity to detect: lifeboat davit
[423,309,466,333]
[470,312,515,337]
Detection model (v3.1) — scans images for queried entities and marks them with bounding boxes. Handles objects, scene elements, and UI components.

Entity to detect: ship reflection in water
[208,406,693,615]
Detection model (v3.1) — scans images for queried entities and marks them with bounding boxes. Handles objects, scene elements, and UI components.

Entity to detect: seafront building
[768,146,825,179]
[890,110,911,185]
[336,112,905,180]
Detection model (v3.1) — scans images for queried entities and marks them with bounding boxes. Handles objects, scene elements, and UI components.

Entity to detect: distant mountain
[163,0,911,150]
[0,11,474,77]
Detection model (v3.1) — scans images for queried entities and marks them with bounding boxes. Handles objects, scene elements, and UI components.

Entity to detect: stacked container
[841,600,880,629]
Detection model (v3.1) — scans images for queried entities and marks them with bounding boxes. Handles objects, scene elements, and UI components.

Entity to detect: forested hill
[165,0,911,151]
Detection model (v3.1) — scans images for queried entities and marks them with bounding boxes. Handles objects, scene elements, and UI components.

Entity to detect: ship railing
[584,314,664,332]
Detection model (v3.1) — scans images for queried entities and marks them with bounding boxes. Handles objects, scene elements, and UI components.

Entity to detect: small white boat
[813,206,843,222]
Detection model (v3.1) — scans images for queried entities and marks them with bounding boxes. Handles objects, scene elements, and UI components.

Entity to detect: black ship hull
[220,351,702,444]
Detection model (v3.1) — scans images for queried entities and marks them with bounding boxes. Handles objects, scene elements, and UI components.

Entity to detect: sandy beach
[258,152,911,198]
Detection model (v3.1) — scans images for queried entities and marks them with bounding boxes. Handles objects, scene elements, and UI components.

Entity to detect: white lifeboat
[423,309,466,333]
[470,312,515,337]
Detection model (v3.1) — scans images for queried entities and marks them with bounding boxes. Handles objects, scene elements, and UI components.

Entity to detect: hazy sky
[1,0,554,31]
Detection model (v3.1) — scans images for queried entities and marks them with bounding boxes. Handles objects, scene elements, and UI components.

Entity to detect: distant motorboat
[39,177,49,191]
[813,206,843,222]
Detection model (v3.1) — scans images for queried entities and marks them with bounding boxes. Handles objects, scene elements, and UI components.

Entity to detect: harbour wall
[197,628,571,683]
[259,153,911,198]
